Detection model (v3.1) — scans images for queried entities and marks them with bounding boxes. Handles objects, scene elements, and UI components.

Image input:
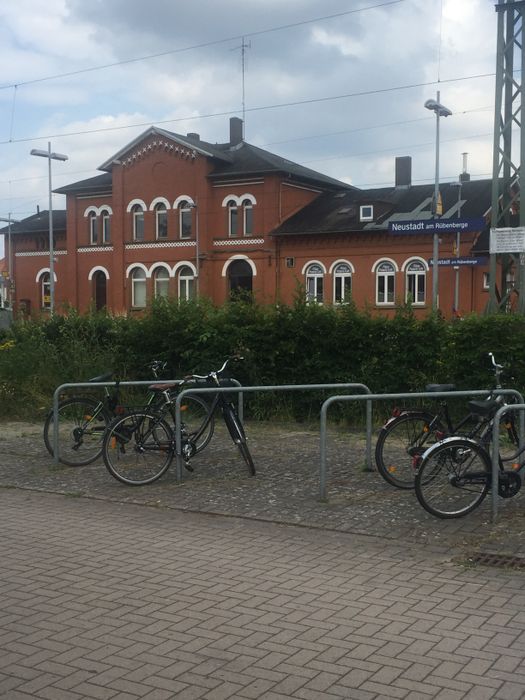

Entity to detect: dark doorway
[94,271,107,311]
[227,259,253,298]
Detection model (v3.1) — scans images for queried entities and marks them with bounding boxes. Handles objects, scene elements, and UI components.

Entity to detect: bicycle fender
[421,435,481,462]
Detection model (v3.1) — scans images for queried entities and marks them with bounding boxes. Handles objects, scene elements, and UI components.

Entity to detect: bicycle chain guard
[498,471,522,499]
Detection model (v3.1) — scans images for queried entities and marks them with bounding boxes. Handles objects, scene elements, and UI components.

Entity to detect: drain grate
[463,553,525,569]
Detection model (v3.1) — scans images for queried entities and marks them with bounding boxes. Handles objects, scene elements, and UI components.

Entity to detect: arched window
[88,211,97,245]
[155,203,168,239]
[227,200,238,237]
[333,263,352,304]
[131,268,147,307]
[178,265,195,300]
[406,260,426,304]
[41,272,51,309]
[242,198,253,236]
[305,263,324,303]
[376,261,396,305]
[178,201,192,239]
[93,270,107,310]
[101,209,111,244]
[132,204,145,241]
[154,268,170,298]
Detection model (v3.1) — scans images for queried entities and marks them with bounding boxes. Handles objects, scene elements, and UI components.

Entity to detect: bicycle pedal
[184,461,194,473]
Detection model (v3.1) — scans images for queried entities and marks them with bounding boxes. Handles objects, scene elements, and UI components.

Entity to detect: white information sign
[490,227,525,253]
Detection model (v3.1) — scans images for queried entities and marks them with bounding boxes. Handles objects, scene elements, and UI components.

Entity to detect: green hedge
[0,298,524,421]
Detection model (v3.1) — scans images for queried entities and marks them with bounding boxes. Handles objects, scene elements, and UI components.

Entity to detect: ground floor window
[305,263,324,303]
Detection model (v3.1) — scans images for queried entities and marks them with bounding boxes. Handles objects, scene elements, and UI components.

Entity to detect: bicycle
[374,353,519,489]
[101,356,255,486]
[414,401,524,519]
[43,360,213,466]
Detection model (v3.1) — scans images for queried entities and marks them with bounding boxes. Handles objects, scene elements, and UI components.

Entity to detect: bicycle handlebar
[185,355,243,382]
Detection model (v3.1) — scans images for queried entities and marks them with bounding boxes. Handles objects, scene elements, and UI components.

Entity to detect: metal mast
[488,0,525,312]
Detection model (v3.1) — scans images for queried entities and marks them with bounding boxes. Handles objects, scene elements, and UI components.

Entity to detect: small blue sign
[389,218,485,234]
[428,256,488,267]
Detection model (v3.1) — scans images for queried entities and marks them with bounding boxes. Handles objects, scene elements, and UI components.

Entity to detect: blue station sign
[428,256,488,267]
[389,218,485,234]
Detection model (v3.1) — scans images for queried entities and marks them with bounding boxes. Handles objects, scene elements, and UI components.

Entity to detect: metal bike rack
[174,383,372,484]
[491,403,525,521]
[51,377,244,465]
[320,388,524,502]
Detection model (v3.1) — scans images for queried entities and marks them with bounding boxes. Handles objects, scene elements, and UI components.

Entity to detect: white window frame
[41,273,51,309]
[154,267,169,298]
[242,198,253,236]
[132,205,145,241]
[178,265,195,300]
[405,260,426,305]
[333,262,353,304]
[228,200,238,237]
[155,203,168,239]
[101,210,111,244]
[360,205,374,222]
[375,261,396,305]
[89,212,97,245]
[131,267,147,307]
[305,263,325,303]
[179,201,192,239]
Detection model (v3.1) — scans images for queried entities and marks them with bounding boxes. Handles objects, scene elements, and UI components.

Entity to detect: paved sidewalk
[2,488,525,700]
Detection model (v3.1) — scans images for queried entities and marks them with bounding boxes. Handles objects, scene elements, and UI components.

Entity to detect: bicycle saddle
[468,398,500,416]
[425,383,456,392]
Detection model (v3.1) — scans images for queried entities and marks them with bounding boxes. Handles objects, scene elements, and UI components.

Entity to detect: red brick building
[2,117,498,319]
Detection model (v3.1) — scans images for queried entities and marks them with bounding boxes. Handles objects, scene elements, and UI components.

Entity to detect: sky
[0,0,504,256]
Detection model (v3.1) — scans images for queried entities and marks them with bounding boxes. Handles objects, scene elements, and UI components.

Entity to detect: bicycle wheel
[375,411,445,489]
[102,411,173,486]
[415,438,491,519]
[43,397,111,466]
[221,403,256,476]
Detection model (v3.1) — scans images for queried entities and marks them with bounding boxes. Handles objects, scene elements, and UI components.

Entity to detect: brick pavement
[2,488,525,700]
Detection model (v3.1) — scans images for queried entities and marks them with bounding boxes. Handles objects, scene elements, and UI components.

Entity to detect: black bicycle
[43,361,213,466]
[414,401,524,519]
[375,353,519,489]
[101,356,255,485]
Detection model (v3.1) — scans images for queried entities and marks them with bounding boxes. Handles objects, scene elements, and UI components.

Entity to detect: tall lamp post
[424,92,452,311]
[30,143,68,314]
[0,214,20,306]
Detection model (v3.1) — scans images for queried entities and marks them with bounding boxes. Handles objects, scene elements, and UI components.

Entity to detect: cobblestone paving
[2,421,525,699]
[1,420,524,557]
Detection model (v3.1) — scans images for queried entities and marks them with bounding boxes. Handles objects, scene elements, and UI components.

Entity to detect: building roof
[0,210,67,236]
[272,178,493,236]
[54,172,112,196]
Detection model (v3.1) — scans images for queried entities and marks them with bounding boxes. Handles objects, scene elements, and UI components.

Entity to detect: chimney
[229,117,243,146]
[395,156,412,188]
[459,152,470,183]
[186,132,200,142]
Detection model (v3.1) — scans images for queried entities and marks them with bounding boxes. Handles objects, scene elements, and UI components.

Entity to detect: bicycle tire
[43,396,111,466]
[375,411,446,489]
[414,438,491,519]
[222,403,256,476]
[102,411,173,486]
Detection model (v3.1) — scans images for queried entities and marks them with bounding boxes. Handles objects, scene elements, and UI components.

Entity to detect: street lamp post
[30,142,68,314]
[424,92,452,311]
[188,201,200,297]
[0,214,20,306]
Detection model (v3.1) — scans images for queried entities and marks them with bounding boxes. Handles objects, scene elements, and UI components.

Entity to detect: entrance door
[227,259,253,298]
[94,271,107,311]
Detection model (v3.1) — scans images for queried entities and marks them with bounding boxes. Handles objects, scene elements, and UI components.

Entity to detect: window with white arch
[155,202,168,239]
[242,198,253,236]
[227,199,238,237]
[101,209,111,244]
[130,267,147,307]
[333,263,352,304]
[40,272,51,309]
[376,261,396,305]
[178,265,195,301]
[305,263,324,303]
[405,260,426,304]
[154,268,169,298]
[132,204,145,241]
[88,211,97,245]
[178,200,192,239]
